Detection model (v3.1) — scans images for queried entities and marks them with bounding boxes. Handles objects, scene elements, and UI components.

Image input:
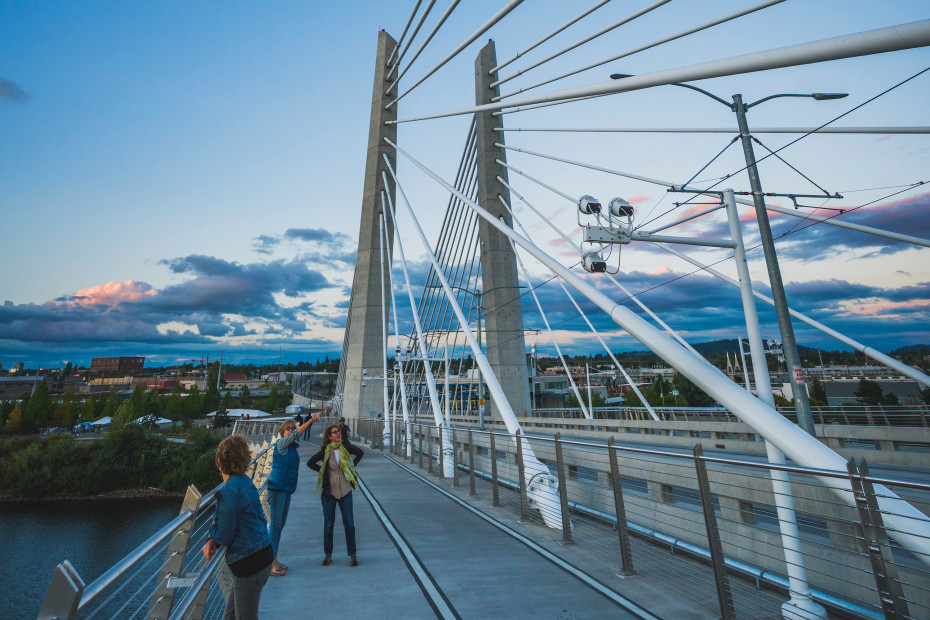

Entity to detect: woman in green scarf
[306,424,364,566]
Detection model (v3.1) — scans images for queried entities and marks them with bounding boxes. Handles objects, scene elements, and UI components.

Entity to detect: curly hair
[321,424,341,449]
[215,435,252,476]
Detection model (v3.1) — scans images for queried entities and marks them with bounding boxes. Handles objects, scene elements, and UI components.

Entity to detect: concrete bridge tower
[336,30,397,418]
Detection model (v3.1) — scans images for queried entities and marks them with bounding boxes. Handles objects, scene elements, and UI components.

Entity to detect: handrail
[167,547,227,620]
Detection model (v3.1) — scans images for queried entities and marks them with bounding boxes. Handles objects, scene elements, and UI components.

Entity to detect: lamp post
[611,73,847,436]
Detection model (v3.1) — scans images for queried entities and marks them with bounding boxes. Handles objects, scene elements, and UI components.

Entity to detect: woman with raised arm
[203,436,272,620]
[267,412,320,576]
[306,424,364,566]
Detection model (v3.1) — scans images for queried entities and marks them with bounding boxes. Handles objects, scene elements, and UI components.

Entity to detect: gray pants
[223,564,271,620]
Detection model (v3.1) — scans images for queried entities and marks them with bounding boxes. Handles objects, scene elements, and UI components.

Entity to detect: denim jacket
[208,474,270,564]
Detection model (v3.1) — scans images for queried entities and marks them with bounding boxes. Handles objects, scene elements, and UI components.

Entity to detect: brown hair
[321,424,341,449]
[215,436,252,476]
[279,420,297,437]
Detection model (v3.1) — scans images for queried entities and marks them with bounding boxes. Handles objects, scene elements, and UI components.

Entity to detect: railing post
[419,424,424,468]
[692,445,736,620]
[847,458,910,618]
[452,427,459,486]
[37,560,84,620]
[468,428,477,495]
[438,425,446,479]
[554,433,574,544]
[146,485,203,620]
[515,429,529,521]
[607,437,635,576]
[489,429,501,507]
[427,426,434,474]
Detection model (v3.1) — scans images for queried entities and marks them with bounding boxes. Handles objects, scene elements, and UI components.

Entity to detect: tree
[6,403,23,433]
[808,377,827,405]
[129,383,148,418]
[111,400,136,429]
[165,383,185,421]
[186,384,203,421]
[266,385,280,412]
[203,368,220,414]
[101,387,122,419]
[853,379,884,406]
[238,385,252,408]
[566,388,607,410]
[23,381,53,431]
[52,401,73,428]
[78,398,96,423]
[673,373,711,407]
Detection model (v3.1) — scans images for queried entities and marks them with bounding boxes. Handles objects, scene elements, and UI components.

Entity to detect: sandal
[270,567,287,577]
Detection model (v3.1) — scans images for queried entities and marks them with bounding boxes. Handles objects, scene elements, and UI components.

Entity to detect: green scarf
[316,441,358,492]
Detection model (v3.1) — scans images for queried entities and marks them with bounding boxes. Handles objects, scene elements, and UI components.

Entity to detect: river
[0,498,181,620]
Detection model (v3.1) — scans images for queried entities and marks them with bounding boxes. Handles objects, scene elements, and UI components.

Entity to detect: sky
[2,0,928,369]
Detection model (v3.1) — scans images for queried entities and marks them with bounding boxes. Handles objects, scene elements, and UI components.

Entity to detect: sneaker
[321,555,332,566]
[349,555,358,567]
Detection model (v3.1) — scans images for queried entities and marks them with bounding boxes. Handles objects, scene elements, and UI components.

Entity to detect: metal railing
[356,417,930,620]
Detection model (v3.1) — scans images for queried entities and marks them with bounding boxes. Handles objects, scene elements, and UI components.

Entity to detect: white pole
[737,338,751,392]
[386,228,413,457]
[497,126,930,134]
[379,214,392,449]
[586,363,593,417]
[443,345,450,427]
[390,20,930,122]
[383,154,565,528]
[725,189,826,619]
[388,137,930,560]
[380,189,450,476]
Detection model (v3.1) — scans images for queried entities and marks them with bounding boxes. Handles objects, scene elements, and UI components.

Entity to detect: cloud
[284,228,351,245]
[0,79,30,103]
[251,235,280,255]
[68,280,158,306]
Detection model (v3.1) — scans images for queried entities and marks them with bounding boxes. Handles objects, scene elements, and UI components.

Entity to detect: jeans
[321,491,356,556]
[267,491,291,558]
[222,562,271,620]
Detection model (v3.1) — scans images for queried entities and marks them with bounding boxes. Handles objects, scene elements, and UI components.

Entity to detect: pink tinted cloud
[71,280,158,306]
[627,194,650,205]
[549,226,582,246]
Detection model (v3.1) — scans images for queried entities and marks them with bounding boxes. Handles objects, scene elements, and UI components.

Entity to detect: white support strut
[387,136,930,563]
[380,188,453,477]
[383,153,565,529]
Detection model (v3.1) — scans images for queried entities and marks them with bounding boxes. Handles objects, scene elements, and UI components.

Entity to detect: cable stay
[387,0,425,67]
[386,20,930,124]
[388,0,461,94]
[388,0,439,81]
[384,135,930,562]
[497,142,930,248]
[386,0,526,109]
[656,242,930,389]
[382,151,566,530]
[500,193,660,421]
[505,210,592,420]
[490,0,614,75]
[493,126,930,134]
[380,185,453,478]
[493,0,783,101]
[378,212,393,449]
[489,0,672,91]
[751,136,835,198]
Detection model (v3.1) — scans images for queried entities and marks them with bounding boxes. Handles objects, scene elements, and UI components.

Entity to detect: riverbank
[0,425,222,501]
[0,486,185,504]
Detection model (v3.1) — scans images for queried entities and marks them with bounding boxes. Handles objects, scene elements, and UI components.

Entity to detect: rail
[37,416,337,620]
[355,417,930,620]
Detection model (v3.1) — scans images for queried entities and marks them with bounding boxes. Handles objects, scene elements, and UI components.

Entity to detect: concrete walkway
[260,449,646,619]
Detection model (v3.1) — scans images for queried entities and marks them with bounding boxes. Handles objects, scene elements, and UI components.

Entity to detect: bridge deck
[259,442,772,619]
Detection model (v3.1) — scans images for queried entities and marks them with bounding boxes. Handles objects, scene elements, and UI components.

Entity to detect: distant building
[823,380,921,406]
[90,356,145,374]
[0,376,45,399]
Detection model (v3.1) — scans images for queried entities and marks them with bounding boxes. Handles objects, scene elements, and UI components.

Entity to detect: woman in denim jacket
[203,436,272,620]
[267,413,319,576]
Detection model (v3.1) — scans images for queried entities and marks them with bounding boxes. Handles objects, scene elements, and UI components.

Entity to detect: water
[0,498,181,619]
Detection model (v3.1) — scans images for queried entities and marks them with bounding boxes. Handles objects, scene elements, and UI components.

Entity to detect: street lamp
[610,73,847,436]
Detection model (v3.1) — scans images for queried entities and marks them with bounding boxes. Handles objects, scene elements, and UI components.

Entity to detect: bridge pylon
[473,39,532,420]
[336,30,397,420]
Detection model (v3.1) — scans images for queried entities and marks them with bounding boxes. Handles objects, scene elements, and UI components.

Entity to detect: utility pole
[733,94,815,436]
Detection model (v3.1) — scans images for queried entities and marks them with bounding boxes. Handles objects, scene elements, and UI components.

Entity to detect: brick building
[90,356,145,374]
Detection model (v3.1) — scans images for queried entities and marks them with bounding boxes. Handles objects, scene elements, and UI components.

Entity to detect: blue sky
[2,1,928,369]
